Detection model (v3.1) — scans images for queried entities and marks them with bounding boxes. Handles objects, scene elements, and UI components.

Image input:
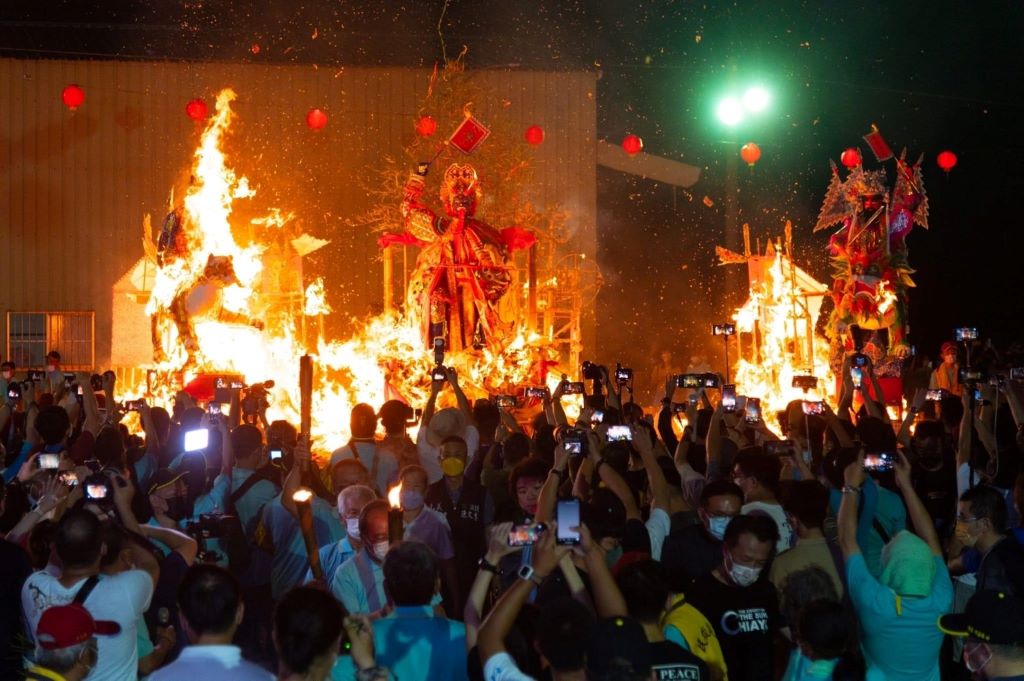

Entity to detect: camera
[563,381,585,395]
[82,473,112,503]
[712,323,736,336]
[792,375,818,390]
[864,452,896,473]
[851,353,869,368]
[563,430,585,456]
[614,364,633,385]
[955,327,978,342]
[525,386,550,399]
[241,380,274,423]
[765,439,798,458]
[494,395,517,409]
[433,337,446,366]
[801,400,825,416]
[925,388,949,401]
[431,366,448,383]
[581,361,603,381]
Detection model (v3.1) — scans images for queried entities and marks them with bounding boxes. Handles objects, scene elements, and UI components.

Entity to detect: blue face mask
[400,490,424,511]
[707,516,731,541]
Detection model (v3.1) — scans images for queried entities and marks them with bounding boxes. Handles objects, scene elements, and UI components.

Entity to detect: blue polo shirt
[262,495,345,599]
[330,549,386,615]
[306,536,356,586]
[331,605,468,681]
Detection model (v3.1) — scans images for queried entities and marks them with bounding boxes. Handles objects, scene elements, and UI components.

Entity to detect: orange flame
[387,482,403,509]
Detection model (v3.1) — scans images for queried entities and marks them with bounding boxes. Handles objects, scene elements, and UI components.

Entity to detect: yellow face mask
[441,457,466,477]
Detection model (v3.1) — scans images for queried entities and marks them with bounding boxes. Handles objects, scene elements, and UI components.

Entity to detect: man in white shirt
[22,504,158,681]
[732,449,794,553]
[151,564,272,680]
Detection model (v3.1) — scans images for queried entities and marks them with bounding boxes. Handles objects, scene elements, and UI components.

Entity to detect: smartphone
[792,375,818,390]
[38,453,60,470]
[925,388,949,401]
[564,437,583,456]
[615,367,633,384]
[850,367,864,389]
[606,424,632,442]
[85,484,109,500]
[590,410,604,424]
[974,388,984,402]
[677,374,703,389]
[765,439,797,457]
[863,452,896,472]
[851,353,869,368]
[431,367,448,383]
[703,374,720,389]
[125,399,146,412]
[495,395,517,409]
[28,370,45,382]
[563,381,585,395]
[672,402,687,414]
[183,428,209,453]
[802,400,825,416]
[59,470,79,487]
[556,499,582,545]
[269,448,284,461]
[508,522,546,547]
[720,384,737,412]
[744,397,762,424]
[955,327,978,342]
[712,323,736,336]
[525,387,550,399]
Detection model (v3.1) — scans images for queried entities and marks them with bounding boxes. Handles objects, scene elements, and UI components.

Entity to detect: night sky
[3,1,1022,389]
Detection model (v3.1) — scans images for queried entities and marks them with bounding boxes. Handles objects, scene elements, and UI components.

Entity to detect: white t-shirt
[483,651,536,681]
[150,645,274,681]
[742,500,795,553]
[22,570,154,681]
[645,506,672,561]
[416,424,480,483]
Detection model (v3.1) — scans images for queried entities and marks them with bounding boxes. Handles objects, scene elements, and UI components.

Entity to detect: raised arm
[139,523,199,566]
[421,380,441,431]
[896,389,927,449]
[838,453,865,558]
[578,524,627,617]
[633,424,670,513]
[464,522,517,650]
[536,443,570,524]
[894,449,943,555]
[446,367,474,427]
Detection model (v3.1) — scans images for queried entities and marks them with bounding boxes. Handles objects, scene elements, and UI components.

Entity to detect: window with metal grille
[6,312,94,371]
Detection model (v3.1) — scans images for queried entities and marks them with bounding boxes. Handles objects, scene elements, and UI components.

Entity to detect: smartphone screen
[802,400,824,416]
[722,384,736,412]
[590,410,604,424]
[183,428,209,452]
[926,389,947,401]
[85,484,109,500]
[864,452,895,472]
[59,471,79,487]
[38,453,60,470]
[508,523,545,547]
[744,398,761,424]
[269,448,283,461]
[606,425,632,441]
[850,367,863,388]
[556,499,581,545]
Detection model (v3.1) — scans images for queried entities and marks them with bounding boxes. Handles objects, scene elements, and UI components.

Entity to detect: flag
[449,116,491,154]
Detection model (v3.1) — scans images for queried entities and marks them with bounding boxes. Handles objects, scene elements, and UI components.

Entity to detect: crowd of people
[3,339,1024,681]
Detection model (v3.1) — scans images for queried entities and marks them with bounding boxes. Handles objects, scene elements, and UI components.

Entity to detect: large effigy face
[440,163,480,217]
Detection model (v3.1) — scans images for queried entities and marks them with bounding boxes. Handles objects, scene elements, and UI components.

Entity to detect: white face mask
[372,540,390,561]
[725,550,762,587]
[346,517,361,539]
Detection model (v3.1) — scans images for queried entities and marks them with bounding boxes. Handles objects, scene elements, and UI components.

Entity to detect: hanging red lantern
[740,142,761,166]
[185,98,208,121]
[61,84,85,111]
[524,124,545,146]
[622,134,643,156]
[937,150,957,173]
[415,115,437,137]
[306,108,328,131]
[840,147,862,168]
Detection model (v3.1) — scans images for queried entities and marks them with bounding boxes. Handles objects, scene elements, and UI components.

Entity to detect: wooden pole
[299,354,313,443]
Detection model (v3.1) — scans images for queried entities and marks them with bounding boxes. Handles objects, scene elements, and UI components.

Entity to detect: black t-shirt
[978,536,1024,596]
[649,640,710,681]
[0,539,32,678]
[660,524,721,592]
[686,574,778,681]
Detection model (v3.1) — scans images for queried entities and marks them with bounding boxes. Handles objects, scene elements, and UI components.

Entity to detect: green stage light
[716,97,744,127]
[742,86,771,113]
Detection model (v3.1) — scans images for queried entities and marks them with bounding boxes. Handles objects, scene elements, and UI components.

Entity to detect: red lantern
[415,115,437,137]
[840,147,862,168]
[524,124,545,146]
[62,84,85,111]
[185,98,208,121]
[937,150,957,173]
[740,142,761,166]
[306,108,328,131]
[622,134,643,156]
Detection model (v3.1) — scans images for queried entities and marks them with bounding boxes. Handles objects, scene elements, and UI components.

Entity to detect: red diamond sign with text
[449,116,491,155]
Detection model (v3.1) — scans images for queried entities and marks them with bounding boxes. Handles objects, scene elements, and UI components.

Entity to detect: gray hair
[35,638,96,673]
[337,484,377,516]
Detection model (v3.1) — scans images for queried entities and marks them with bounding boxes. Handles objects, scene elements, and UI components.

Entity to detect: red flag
[862,125,893,162]
[449,116,491,154]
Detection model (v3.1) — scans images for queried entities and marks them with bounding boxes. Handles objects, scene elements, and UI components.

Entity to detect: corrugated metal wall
[0,58,597,368]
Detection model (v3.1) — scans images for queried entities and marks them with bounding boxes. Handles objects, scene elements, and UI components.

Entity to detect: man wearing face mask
[28,604,119,681]
[425,435,492,610]
[398,464,460,613]
[309,484,377,586]
[330,499,391,616]
[661,480,744,592]
[950,484,1024,596]
[686,514,780,681]
[939,590,1024,680]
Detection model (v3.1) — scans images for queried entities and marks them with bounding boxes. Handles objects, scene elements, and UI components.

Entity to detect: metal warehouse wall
[0,58,597,368]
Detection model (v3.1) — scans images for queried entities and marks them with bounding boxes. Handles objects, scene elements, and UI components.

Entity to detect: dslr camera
[241,380,274,423]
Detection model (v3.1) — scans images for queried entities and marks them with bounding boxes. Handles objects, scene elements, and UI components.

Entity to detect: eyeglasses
[956,514,980,523]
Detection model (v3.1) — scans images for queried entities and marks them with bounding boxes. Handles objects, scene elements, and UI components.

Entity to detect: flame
[387,482,403,509]
[292,488,313,503]
[730,248,835,431]
[132,88,563,461]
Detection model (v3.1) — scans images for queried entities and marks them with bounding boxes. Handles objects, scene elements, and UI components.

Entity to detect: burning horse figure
[393,162,513,353]
[815,150,928,369]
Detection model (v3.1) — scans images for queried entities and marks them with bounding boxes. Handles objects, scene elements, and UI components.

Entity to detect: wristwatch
[478,557,502,576]
[841,484,862,495]
[517,564,545,586]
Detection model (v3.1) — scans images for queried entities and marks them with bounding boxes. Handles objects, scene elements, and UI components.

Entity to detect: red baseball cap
[36,604,121,650]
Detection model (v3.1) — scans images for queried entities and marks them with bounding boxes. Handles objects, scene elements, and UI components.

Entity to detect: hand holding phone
[555,499,581,545]
[508,522,547,547]
[721,384,737,412]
